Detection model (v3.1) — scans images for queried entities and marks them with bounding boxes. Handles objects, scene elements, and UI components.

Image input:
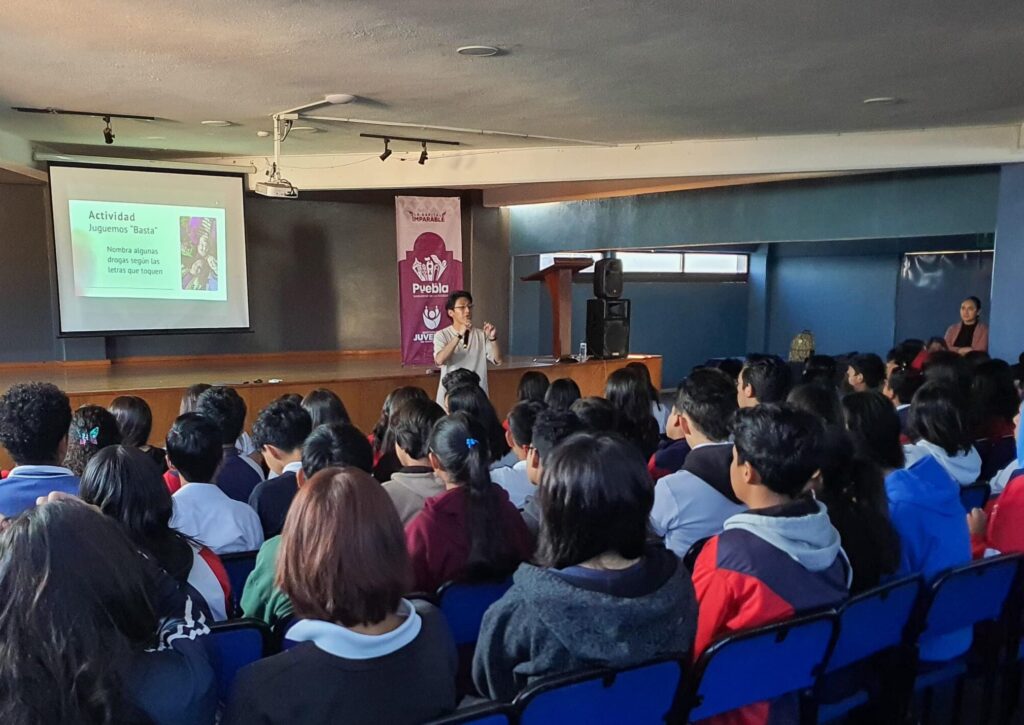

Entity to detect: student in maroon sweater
[406,412,533,592]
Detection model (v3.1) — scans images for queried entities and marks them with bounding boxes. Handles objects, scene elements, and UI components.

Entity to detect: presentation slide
[50,166,250,333]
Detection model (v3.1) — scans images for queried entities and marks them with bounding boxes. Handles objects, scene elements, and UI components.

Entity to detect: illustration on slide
[179,216,219,291]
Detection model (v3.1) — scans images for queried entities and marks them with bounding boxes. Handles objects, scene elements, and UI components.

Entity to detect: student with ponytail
[405,412,533,592]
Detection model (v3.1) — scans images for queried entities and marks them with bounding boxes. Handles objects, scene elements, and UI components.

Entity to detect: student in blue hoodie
[903,382,981,486]
[843,390,972,660]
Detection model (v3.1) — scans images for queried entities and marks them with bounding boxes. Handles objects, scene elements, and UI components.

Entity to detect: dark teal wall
[991,164,1024,362]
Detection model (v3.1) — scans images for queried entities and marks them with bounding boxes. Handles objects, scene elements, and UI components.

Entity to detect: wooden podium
[522,257,594,361]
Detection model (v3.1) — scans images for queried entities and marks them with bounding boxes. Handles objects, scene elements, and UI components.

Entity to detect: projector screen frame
[47,161,255,338]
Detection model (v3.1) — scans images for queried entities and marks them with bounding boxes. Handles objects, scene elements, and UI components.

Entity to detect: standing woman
[944,296,989,355]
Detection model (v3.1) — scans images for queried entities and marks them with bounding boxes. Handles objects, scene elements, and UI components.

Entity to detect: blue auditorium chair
[437,578,514,646]
[208,618,275,702]
[960,482,992,514]
[425,701,515,725]
[219,549,259,615]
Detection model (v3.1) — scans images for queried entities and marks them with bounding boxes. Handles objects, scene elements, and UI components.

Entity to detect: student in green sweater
[241,423,374,629]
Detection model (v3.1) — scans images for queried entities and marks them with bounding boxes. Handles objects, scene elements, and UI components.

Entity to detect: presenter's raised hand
[483,322,497,340]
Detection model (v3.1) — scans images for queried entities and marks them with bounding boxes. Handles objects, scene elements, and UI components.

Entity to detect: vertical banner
[396,196,464,366]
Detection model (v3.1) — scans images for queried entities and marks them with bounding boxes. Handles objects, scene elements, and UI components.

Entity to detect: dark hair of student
[165,413,223,483]
[848,353,887,390]
[79,445,194,582]
[277,467,410,627]
[787,383,844,427]
[302,423,375,476]
[195,386,247,444]
[531,409,586,460]
[179,383,211,414]
[507,400,546,448]
[569,396,619,434]
[537,433,653,569]
[252,399,313,453]
[371,386,429,456]
[0,500,159,724]
[908,382,972,456]
[301,388,351,428]
[391,399,446,461]
[109,395,154,448]
[604,367,660,459]
[731,404,824,497]
[969,359,1021,438]
[740,354,792,404]
[429,412,520,580]
[442,368,481,393]
[544,377,582,412]
[626,361,660,402]
[64,405,123,477]
[926,336,949,351]
[888,368,925,405]
[0,381,73,465]
[516,370,550,404]
[802,355,838,388]
[674,367,738,441]
[701,357,743,381]
[445,290,472,311]
[277,393,303,406]
[842,391,905,471]
[815,427,901,592]
[444,384,510,462]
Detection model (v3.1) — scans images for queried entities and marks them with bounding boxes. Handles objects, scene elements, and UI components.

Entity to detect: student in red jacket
[405,412,533,592]
[692,404,850,657]
[968,403,1024,557]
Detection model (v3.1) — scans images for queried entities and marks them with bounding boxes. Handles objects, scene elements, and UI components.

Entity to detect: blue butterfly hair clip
[465,437,479,450]
[79,426,100,446]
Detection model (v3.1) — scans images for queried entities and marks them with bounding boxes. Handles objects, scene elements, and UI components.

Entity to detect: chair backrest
[208,618,273,701]
[826,576,922,673]
[425,702,515,724]
[683,611,836,721]
[515,657,684,725]
[437,578,513,646]
[220,550,259,610]
[976,436,1017,483]
[959,482,991,513]
[918,554,1021,640]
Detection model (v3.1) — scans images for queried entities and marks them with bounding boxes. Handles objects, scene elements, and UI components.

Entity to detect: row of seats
[209,552,1024,723]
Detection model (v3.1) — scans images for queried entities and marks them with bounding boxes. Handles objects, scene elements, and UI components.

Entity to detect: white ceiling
[2,0,1023,159]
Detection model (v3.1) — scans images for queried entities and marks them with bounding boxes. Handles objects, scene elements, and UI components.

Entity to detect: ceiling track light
[418,141,428,165]
[102,116,115,145]
[379,138,392,161]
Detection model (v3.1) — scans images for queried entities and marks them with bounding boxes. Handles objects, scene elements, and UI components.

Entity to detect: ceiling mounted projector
[255,180,298,199]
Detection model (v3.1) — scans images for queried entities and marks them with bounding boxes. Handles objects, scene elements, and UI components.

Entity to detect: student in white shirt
[168,413,264,554]
[491,401,546,509]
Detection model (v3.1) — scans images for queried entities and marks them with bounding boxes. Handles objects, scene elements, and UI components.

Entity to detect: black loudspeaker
[593,258,623,299]
[586,298,631,359]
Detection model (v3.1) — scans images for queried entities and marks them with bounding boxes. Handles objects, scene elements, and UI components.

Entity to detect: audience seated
[520,409,585,536]
[442,368,482,398]
[843,390,972,660]
[626,360,670,434]
[242,422,374,629]
[605,367,661,460]
[247,400,314,539]
[883,367,924,437]
[224,468,457,725]
[544,377,581,412]
[167,413,264,554]
[516,370,549,404]
[736,353,791,408]
[163,383,213,494]
[692,405,849,656]
[64,404,122,477]
[382,399,447,523]
[0,382,78,517]
[301,387,351,428]
[968,401,1024,556]
[110,394,168,472]
[0,500,216,724]
[405,412,533,592]
[473,433,697,702]
[650,368,744,556]
[570,395,619,434]
[195,386,265,502]
[445,384,512,467]
[969,359,1019,439]
[371,386,429,483]
[79,444,232,620]
[845,353,886,393]
[904,382,981,486]
[787,382,843,426]
[802,354,839,388]
[490,400,545,508]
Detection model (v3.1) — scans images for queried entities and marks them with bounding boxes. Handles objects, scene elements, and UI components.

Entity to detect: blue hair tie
[465,437,479,449]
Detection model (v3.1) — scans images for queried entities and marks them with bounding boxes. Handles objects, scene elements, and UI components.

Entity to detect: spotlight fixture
[379,138,392,161]
[102,116,115,145]
[418,141,428,165]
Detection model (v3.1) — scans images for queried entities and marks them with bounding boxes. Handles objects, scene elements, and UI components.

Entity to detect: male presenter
[433,290,501,402]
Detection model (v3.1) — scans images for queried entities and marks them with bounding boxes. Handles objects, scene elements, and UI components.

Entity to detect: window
[537,251,748,279]
[684,253,748,274]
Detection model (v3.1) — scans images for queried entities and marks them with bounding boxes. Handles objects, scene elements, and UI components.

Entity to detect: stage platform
[0,350,661,469]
